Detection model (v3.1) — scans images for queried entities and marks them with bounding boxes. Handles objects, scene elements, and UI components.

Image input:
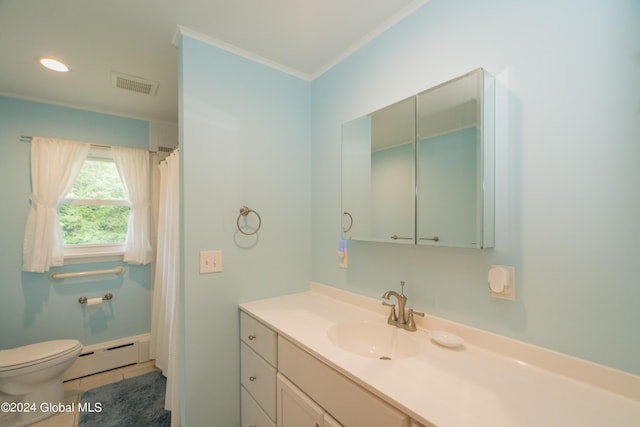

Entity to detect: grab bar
[50,266,125,280]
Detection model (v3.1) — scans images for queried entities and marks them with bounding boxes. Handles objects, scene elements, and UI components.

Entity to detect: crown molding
[173,25,312,82]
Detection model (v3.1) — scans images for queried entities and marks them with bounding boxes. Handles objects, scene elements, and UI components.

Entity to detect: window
[58,148,130,259]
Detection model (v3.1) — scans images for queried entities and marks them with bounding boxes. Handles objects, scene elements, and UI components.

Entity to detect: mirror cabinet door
[341,68,494,248]
[342,97,415,243]
[417,69,485,247]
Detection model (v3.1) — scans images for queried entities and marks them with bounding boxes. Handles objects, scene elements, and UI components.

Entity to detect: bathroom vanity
[239,283,640,427]
[240,303,421,426]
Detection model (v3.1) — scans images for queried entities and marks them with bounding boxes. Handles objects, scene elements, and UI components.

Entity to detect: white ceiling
[0,0,427,124]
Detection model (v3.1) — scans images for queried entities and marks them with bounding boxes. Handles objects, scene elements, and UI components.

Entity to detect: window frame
[59,147,130,263]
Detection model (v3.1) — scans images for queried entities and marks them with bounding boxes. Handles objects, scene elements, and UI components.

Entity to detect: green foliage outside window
[59,158,130,245]
[67,159,126,200]
[59,205,129,244]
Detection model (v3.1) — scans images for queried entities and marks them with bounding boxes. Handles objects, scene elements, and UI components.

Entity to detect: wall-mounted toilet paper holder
[78,293,113,304]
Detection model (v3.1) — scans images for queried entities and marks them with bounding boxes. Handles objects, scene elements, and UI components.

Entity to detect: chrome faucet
[381,281,424,332]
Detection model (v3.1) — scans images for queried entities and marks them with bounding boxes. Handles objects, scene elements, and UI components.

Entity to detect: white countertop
[239,283,640,427]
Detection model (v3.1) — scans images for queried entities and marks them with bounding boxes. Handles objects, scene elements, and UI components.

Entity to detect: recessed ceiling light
[39,57,69,72]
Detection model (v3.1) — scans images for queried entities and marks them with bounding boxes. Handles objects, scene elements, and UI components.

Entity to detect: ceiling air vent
[111,71,159,96]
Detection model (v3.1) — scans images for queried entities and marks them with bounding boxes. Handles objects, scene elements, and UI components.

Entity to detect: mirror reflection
[342,97,415,243]
[341,68,494,248]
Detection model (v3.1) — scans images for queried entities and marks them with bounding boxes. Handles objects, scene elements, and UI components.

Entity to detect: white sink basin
[326,321,420,360]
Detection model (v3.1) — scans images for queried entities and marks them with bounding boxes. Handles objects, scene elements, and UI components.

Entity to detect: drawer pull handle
[248,334,256,340]
[249,375,256,382]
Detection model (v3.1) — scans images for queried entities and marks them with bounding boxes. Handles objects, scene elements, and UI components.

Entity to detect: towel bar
[50,266,125,280]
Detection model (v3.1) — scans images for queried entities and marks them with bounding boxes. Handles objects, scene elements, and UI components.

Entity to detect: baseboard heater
[63,333,151,381]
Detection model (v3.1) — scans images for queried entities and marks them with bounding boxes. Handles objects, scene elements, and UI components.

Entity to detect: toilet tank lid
[0,339,82,370]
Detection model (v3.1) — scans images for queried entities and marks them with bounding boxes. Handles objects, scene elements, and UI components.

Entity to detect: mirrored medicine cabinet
[341,68,495,248]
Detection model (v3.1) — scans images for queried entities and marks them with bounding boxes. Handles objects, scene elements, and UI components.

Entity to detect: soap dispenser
[338,239,348,269]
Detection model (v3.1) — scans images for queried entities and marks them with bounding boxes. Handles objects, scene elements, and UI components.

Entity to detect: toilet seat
[0,340,82,372]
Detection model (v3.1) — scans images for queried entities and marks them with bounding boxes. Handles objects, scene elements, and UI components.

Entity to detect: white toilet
[0,339,82,426]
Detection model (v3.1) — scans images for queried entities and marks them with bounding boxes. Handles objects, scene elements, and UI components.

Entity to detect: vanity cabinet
[241,310,421,427]
[278,336,409,427]
[324,414,343,427]
[240,312,278,427]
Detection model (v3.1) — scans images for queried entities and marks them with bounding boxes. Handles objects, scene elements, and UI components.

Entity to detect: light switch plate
[200,250,222,273]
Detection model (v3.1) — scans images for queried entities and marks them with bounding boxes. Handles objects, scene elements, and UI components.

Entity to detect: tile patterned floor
[30,360,159,427]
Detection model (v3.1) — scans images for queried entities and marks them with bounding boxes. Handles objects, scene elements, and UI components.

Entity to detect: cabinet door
[277,373,324,427]
[324,413,343,427]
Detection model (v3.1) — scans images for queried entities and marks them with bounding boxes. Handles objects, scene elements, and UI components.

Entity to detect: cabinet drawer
[278,337,409,427]
[241,311,277,366]
[241,342,277,421]
[242,386,276,427]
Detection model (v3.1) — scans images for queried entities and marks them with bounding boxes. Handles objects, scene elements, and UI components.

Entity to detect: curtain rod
[159,146,179,164]
[20,135,158,154]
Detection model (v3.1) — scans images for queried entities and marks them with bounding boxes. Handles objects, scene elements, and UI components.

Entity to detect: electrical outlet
[200,250,222,274]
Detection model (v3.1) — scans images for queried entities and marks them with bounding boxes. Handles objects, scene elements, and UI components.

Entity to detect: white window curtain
[150,150,180,426]
[112,146,154,265]
[22,137,90,272]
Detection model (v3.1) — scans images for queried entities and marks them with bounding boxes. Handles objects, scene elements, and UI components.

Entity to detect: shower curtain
[150,150,180,427]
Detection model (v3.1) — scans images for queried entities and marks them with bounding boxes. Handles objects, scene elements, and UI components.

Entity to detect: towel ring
[342,211,353,233]
[237,206,261,235]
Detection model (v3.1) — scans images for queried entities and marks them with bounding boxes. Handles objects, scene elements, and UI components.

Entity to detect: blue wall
[179,36,311,426]
[311,0,640,375]
[0,96,151,349]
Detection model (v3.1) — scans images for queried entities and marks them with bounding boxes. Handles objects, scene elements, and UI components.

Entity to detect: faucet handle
[382,301,398,325]
[405,308,424,331]
[409,308,424,317]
